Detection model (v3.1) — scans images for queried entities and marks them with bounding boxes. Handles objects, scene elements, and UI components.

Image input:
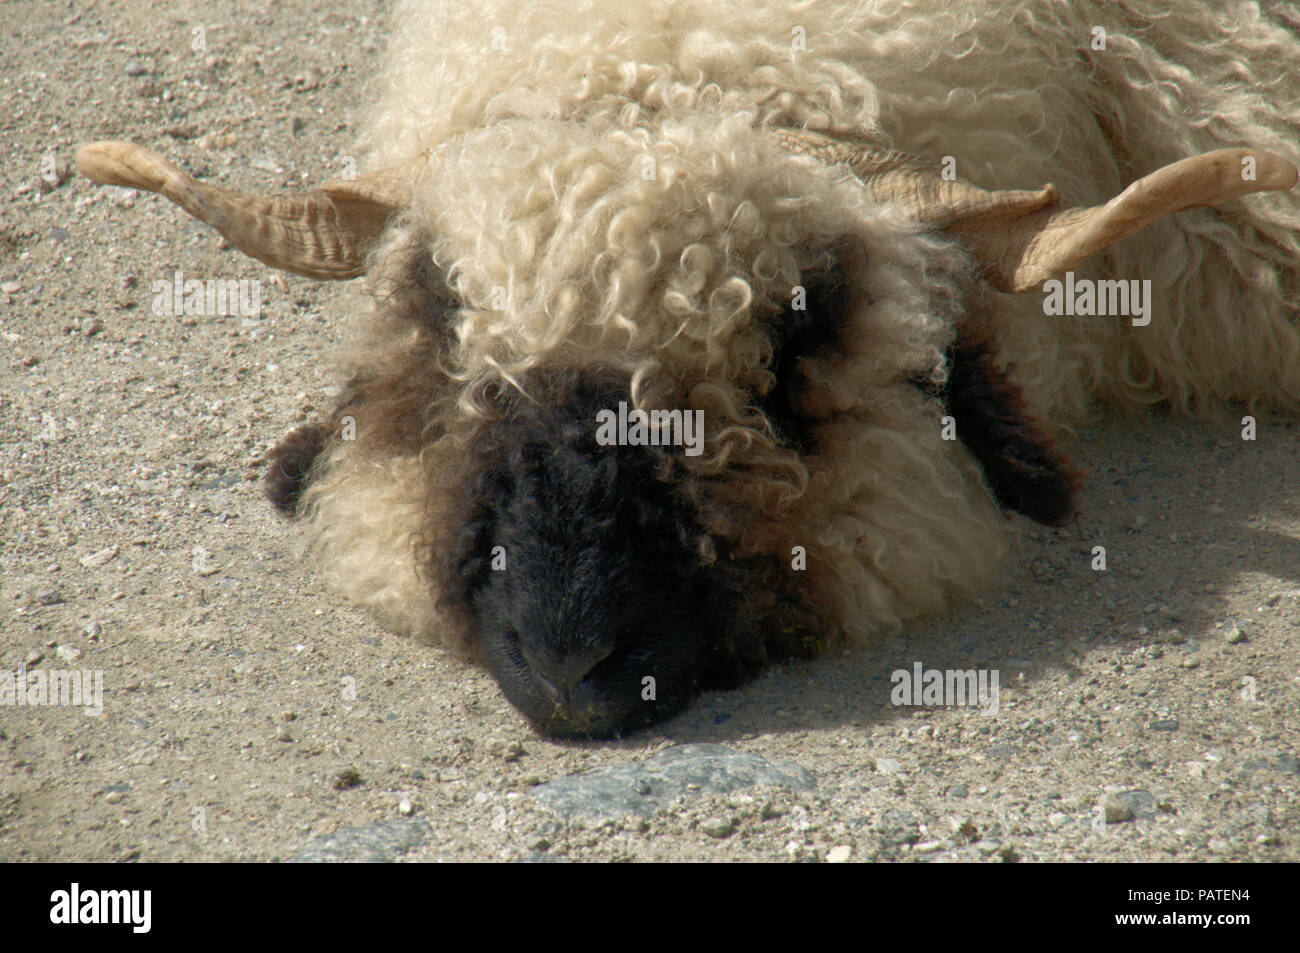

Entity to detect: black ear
[264,423,326,516]
[760,245,859,453]
[940,335,1081,526]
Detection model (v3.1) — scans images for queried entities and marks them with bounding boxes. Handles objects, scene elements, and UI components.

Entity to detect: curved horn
[773,128,1061,230]
[777,129,1298,293]
[75,141,420,279]
[948,148,1298,291]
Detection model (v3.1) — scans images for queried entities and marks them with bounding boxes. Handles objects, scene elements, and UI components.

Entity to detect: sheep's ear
[264,422,326,516]
[776,129,1297,292]
[75,141,421,279]
[939,334,1081,526]
[759,238,866,453]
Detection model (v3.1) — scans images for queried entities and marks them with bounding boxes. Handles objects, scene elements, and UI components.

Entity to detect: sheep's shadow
[639,409,1300,746]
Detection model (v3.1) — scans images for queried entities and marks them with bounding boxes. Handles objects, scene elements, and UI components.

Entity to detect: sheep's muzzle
[437,368,776,738]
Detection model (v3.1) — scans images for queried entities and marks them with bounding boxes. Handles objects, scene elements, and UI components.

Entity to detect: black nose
[527,642,615,700]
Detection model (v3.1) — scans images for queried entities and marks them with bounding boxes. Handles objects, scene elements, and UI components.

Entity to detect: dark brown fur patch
[264,230,460,519]
[264,423,326,515]
[942,335,1083,526]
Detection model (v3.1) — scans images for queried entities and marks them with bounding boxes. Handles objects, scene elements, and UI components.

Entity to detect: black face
[445,371,755,738]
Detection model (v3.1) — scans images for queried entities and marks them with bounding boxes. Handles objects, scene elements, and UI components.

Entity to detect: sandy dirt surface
[1,0,1296,863]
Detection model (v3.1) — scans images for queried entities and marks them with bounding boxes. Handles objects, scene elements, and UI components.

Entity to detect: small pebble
[197,132,238,151]
[700,817,735,839]
[490,740,526,763]
[1225,626,1247,645]
[333,768,363,790]
[1101,793,1133,823]
[826,844,852,863]
[79,546,119,568]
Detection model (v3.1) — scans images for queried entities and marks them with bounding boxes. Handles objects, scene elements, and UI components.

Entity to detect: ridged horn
[776,128,1298,293]
[772,128,1062,231]
[75,141,420,279]
[948,148,1298,291]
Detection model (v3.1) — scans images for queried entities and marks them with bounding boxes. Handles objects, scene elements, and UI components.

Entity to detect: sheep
[76,0,1299,737]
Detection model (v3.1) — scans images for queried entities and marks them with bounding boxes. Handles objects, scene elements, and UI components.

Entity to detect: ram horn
[75,140,421,279]
[776,128,1298,293]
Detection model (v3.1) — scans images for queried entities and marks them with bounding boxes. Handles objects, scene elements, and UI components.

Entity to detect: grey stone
[1240,751,1298,777]
[530,743,815,820]
[700,817,735,838]
[1119,790,1158,819]
[1101,794,1133,823]
[1103,789,1157,823]
[289,818,430,863]
[880,808,920,844]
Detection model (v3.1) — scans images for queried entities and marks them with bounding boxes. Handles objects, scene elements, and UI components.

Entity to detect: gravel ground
[1,0,1296,863]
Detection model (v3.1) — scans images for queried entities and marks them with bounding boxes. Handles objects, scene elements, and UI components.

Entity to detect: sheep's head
[77,129,1296,738]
